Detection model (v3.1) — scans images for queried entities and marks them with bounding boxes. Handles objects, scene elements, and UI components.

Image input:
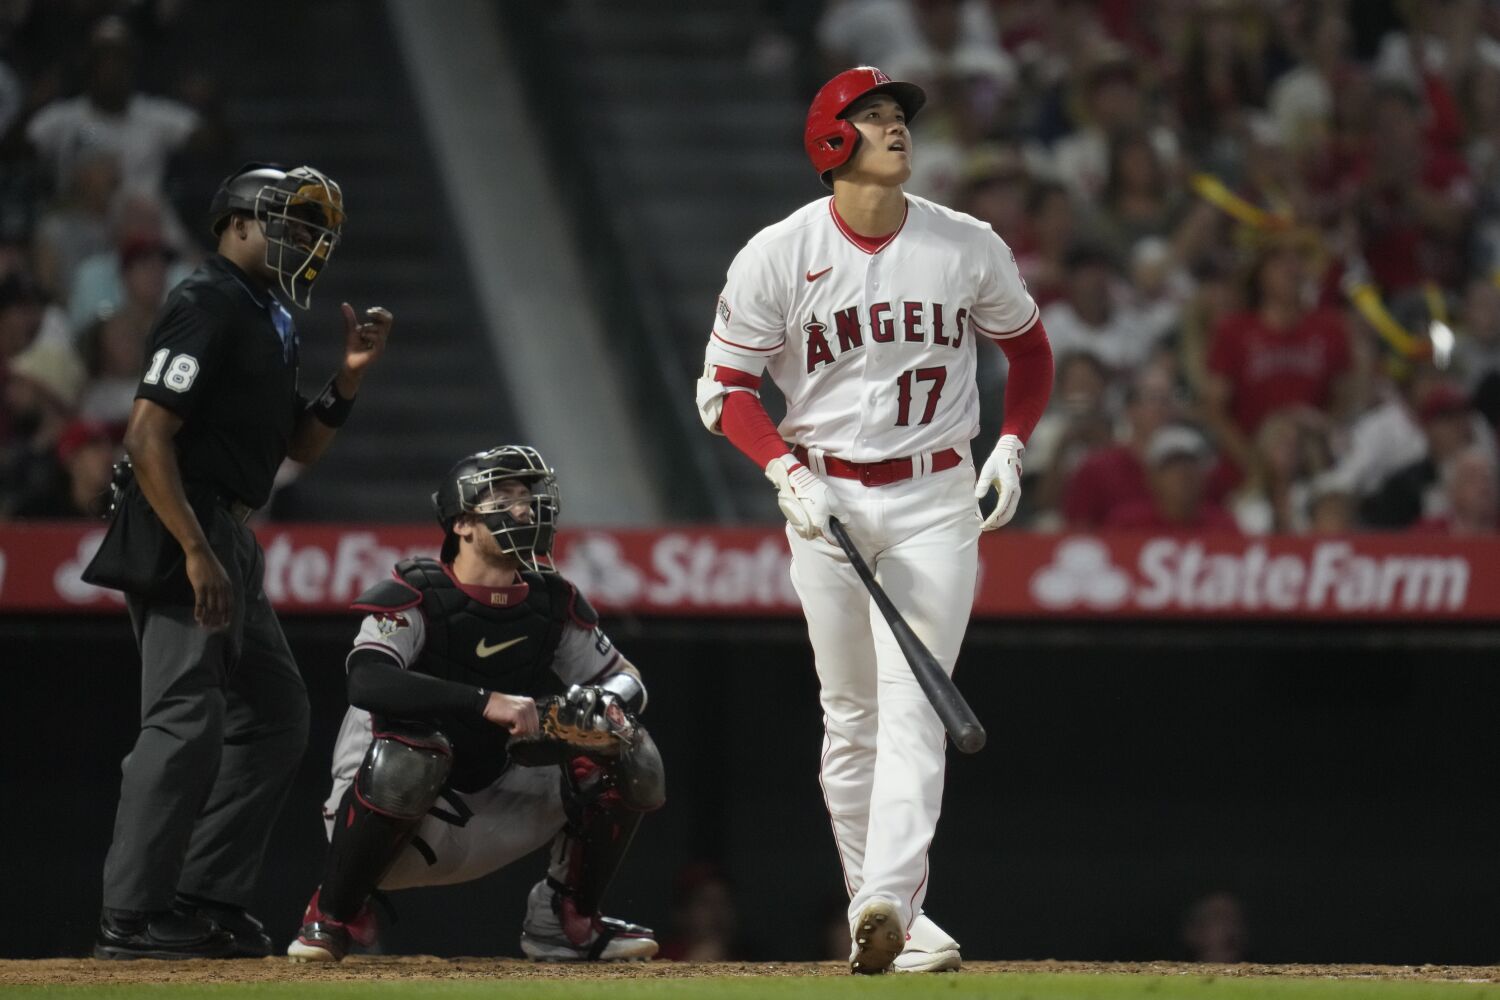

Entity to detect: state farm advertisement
[0,523,1494,620]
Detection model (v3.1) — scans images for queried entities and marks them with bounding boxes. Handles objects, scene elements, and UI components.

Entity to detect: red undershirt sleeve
[996,318,1054,443]
[714,366,789,470]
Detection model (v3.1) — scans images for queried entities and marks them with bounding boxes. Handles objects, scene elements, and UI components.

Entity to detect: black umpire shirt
[134,254,308,510]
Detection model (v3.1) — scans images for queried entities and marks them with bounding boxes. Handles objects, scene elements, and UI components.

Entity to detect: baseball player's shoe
[286,889,377,963]
[849,899,904,974]
[173,894,272,958]
[519,879,658,961]
[94,907,233,960]
[892,914,961,973]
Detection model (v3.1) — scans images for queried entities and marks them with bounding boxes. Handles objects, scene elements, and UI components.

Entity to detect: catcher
[288,445,663,962]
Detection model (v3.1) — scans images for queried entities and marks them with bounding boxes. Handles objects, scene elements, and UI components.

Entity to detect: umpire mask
[255,165,345,310]
[434,446,561,571]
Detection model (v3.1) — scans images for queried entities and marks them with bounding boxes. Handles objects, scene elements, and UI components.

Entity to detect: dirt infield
[3,958,1500,986]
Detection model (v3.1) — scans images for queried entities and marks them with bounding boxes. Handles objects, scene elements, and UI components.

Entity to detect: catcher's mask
[209,162,345,310]
[433,445,560,570]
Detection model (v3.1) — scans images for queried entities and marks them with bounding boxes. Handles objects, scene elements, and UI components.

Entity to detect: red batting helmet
[804,66,926,188]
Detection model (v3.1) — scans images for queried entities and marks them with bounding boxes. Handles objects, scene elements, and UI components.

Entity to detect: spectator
[1042,243,1164,373]
[13,416,115,518]
[1361,381,1478,528]
[1204,234,1353,472]
[656,862,749,962]
[1105,423,1238,531]
[1063,363,1179,528]
[816,0,999,74]
[1079,130,1190,264]
[75,236,168,428]
[32,145,119,299]
[1415,443,1500,535]
[25,16,199,201]
[0,336,86,517]
[956,144,1032,241]
[1354,81,1473,296]
[1228,407,1335,535]
[1181,890,1249,964]
[1173,0,1268,158]
[1047,42,1178,203]
[1453,276,1500,426]
[67,192,191,331]
[1329,362,1448,502]
[1305,472,1358,535]
[0,270,69,357]
[1026,350,1114,526]
[1013,180,1078,307]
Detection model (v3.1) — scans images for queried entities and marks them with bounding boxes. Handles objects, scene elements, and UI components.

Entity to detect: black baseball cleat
[94,907,234,960]
[173,894,273,958]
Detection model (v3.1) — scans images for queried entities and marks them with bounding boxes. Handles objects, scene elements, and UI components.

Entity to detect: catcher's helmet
[433,445,560,570]
[208,161,345,310]
[804,66,925,189]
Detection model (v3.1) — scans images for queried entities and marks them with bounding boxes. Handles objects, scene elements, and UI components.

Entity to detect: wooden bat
[826,518,986,754]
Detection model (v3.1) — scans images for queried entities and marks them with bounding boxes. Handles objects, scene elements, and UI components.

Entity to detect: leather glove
[765,454,843,540]
[508,684,636,766]
[974,434,1024,530]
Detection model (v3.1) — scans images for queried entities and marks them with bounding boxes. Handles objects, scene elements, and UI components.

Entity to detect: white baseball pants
[786,461,980,931]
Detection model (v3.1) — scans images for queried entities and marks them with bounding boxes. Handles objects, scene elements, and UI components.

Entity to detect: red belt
[791,446,962,487]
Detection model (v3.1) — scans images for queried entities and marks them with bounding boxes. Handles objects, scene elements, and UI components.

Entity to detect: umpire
[84,162,393,959]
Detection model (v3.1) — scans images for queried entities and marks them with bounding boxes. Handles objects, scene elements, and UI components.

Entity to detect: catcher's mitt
[508,684,637,766]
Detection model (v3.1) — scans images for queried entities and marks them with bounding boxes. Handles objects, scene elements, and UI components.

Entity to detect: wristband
[309,377,356,428]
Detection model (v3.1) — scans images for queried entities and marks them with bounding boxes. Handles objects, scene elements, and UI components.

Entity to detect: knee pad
[355,721,452,820]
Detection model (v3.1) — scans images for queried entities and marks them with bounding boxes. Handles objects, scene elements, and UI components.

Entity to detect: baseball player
[695,67,1054,973]
[288,446,663,962]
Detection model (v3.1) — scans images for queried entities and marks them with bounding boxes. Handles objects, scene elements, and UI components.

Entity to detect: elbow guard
[601,670,647,715]
[696,364,729,435]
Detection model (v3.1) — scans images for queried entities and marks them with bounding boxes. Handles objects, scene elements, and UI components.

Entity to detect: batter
[695,66,1054,974]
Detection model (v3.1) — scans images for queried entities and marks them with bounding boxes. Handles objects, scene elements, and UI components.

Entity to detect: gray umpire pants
[102,511,309,913]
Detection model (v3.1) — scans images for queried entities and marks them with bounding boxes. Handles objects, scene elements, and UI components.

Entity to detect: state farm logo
[1031,538,1130,610]
[261,532,438,605]
[556,532,798,610]
[1030,537,1471,614]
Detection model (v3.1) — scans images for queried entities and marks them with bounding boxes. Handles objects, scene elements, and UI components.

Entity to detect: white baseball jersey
[704,194,1038,462]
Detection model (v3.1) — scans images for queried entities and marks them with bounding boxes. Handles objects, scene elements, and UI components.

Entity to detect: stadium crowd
[781,0,1500,535]
[5,0,1500,537]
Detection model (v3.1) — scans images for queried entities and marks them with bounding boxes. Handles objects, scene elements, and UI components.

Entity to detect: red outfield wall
[0,523,1489,620]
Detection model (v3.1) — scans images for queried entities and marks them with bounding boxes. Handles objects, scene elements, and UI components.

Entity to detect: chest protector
[395,557,574,698]
[386,558,579,792]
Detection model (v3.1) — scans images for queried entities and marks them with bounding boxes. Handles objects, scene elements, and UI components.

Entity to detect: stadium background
[3,0,1500,968]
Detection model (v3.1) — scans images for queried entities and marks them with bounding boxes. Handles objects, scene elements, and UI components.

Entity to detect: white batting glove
[974,434,1024,531]
[765,454,842,540]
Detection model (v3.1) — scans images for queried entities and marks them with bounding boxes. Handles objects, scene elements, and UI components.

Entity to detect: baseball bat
[825,518,987,754]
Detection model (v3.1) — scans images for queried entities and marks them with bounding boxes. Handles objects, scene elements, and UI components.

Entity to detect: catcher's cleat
[286,889,376,963]
[94,907,233,960]
[173,894,272,958]
[893,913,961,973]
[519,879,657,961]
[849,899,904,974]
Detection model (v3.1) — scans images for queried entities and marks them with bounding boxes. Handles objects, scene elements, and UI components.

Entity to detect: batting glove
[765,454,842,540]
[975,434,1024,531]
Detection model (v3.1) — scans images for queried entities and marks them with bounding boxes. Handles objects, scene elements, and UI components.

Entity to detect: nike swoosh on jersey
[806,266,833,282]
[475,635,527,658]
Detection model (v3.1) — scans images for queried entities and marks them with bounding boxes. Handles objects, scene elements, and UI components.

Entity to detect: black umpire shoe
[94,907,234,960]
[173,894,274,958]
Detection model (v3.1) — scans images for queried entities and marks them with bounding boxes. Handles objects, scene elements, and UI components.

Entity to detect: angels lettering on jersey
[704,195,1038,464]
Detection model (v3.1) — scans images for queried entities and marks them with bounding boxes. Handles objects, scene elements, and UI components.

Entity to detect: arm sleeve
[704,242,790,375]
[719,370,789,469]
[346,650,489,720]
[134,297,230,418]
[997,318,1054,443]
[968,228,1040,340]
